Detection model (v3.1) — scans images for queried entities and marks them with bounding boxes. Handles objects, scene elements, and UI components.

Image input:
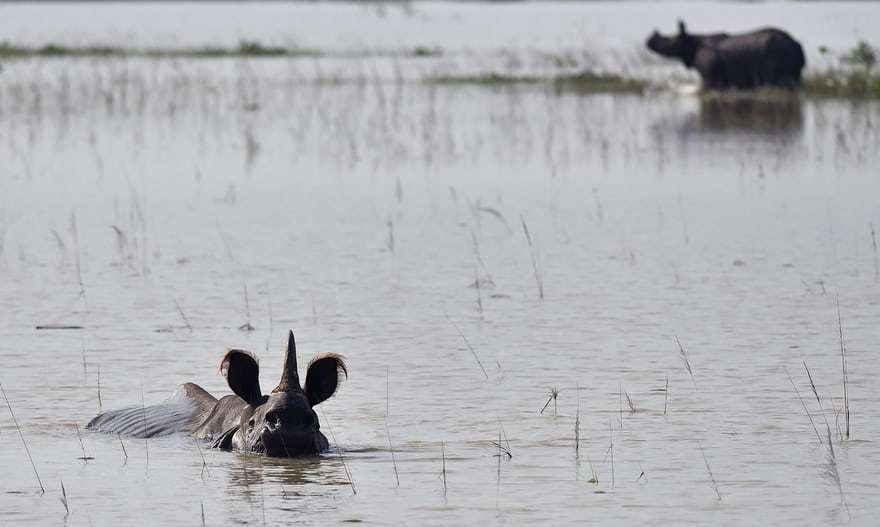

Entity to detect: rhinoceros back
[87,383,218,438]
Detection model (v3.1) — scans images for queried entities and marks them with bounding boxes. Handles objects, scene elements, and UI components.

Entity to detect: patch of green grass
[808,40,880,98]
[0,42,122,58]
[552,71,647,93]
[427,70,647,93]
[804,70,880,98]
[409,46,442,58]
[235,40,288,57]
[428,72,543,86]
[0,40,318,59]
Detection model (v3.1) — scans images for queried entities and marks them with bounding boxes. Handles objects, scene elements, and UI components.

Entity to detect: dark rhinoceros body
[87,331,345,457]
[646,21,806,90]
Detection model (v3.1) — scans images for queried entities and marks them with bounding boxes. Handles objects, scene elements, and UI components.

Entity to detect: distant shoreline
[2,40,877,99]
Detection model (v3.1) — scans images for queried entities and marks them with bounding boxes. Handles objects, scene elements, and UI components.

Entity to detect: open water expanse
[1,2,879,525]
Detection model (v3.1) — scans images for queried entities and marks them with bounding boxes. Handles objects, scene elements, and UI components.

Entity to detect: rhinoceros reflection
[696,94,803,133]
[87,330,347,457]
[226,454,352,496]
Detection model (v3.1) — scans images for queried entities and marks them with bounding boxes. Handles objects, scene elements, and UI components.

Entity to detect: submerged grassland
[1,15,880,525]
[2,40,878,98]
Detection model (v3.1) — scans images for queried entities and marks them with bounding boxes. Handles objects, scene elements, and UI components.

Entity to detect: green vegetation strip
[2,39,879,98]
[803,71,880,98]
[428,71,649,94]
[0,40,313,58]
[0,41,443,60]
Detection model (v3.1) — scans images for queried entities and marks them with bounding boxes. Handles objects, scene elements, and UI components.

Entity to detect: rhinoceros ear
[304,354,348,407]
[220,349,263,406]
[678,20,687,35]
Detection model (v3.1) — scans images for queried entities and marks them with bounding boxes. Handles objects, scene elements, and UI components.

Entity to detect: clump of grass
[427,70,648,94]
[804,71,880,98]
[842,40,878,70]
[492,423,513,460]
[553,71,648,94]
[0,39,317,59]
[825,427,847,508]
[236,40,287,57]
[492,431,512,462]
[410,46,442,58]
[806,41,880,98]
[428,72,543,86]
[0,41,121,58]
[784,366,823,444]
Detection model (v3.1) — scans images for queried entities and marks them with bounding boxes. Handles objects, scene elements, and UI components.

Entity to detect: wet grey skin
[646,20,806,90]
[87,330,347,457]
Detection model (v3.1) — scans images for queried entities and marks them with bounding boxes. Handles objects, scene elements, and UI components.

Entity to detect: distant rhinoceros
[646,21,806,90]
[87,331,347,457]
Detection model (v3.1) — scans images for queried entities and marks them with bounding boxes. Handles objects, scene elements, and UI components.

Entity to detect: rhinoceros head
[220,330,346,456]
[646,20,699,67]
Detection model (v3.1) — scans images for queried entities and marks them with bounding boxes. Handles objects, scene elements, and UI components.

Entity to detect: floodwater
[1,2,880,526]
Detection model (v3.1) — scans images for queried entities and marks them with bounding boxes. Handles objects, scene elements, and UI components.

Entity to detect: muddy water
[2,2,880,526]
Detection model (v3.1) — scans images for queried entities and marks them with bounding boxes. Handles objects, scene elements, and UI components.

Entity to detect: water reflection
[226,453,350,495]
[696,93,804,134]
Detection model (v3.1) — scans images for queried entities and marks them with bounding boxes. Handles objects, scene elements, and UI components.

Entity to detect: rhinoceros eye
[248,418,255,429]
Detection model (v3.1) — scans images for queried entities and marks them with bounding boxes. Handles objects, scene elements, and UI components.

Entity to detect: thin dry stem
[698,442,722,501]
[836,296,850,440]
[451,322,489,379]
[675,335,697,390]
[1,382,44,493]
[784,366,823,444]
[441,441,448,497]
[663,376,669,415]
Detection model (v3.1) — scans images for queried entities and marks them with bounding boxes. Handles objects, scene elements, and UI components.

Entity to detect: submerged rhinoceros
[646,21,806,90]
[87,331,347,457]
